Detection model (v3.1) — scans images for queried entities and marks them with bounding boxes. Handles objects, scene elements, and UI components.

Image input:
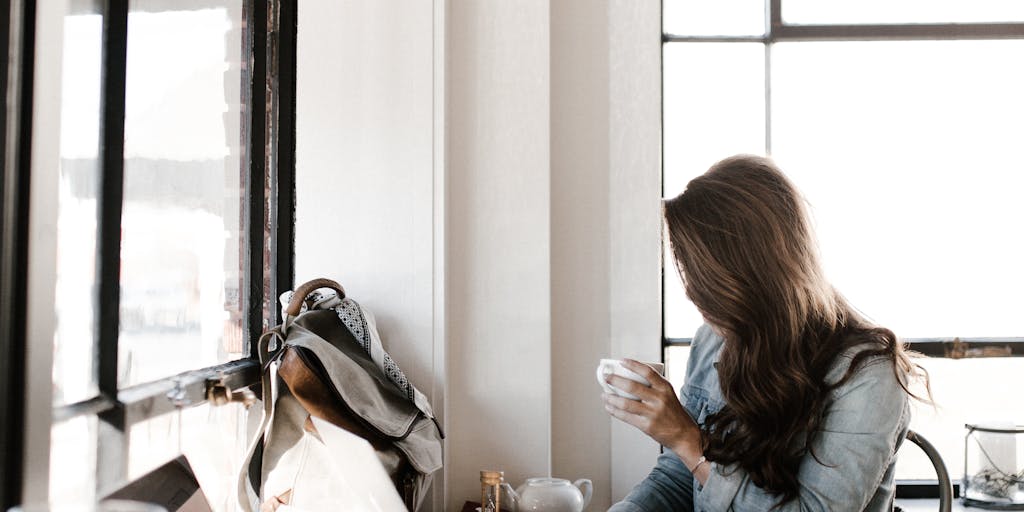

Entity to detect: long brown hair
[664,155,927,503]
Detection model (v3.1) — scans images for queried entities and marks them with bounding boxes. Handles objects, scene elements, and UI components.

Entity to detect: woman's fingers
[603,402,644,428]
[605,364,674,402]
[604,374,657,402]
[620,359,672,392]
[602,393,649,430]
[620,358,655,377]
[603,392,647,413]
[602,370,697,449]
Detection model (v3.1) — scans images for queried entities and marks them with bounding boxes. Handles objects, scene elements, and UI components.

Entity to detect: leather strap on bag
[281,278,345,333]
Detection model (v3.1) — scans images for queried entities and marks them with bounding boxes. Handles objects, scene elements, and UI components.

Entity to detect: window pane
[119,2,248,387]
[663,43,766,339]
[772,40,1024,338]
[128,402,252,512]
[897,357,1024,480]
[54,2,102,406]
[783,0,1024,25]
[664,345,692,392]
[664,240,705,339]
[666,349,1024,483]
[49,415,98,506]
[664,0,765,37]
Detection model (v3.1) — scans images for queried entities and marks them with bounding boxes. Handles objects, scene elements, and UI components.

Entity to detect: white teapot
[509,477,593,512]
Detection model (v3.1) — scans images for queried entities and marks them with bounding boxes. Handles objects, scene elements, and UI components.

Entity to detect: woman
[605,155,926,511]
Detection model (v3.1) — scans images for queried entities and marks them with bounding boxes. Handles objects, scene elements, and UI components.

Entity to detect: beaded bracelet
[691,455,708,473]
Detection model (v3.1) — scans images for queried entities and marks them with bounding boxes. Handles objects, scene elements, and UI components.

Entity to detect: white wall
[547,1,665,507]
[295,1,661,510]
[549,0,615,505]
[445,0,553,507]
[293,0,442,507]
[606,0,664,500]
[294,0,436,409]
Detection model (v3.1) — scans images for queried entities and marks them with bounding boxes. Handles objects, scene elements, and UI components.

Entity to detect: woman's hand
[602,359,708,482]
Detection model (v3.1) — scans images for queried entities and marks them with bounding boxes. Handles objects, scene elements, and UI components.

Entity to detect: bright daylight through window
[47,1,283,510]
[662,0,1024,484]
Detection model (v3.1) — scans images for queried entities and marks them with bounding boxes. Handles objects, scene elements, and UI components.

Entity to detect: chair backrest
[905,429,953,512]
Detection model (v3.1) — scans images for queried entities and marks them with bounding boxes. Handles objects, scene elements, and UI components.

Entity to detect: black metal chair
[903,429,953,512]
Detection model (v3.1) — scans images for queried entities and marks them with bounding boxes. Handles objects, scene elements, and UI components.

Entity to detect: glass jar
[963,423,1024,509]
[480,470,503,512]
[479,470,518,512]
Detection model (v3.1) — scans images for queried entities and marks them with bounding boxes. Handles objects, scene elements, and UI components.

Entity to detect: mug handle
[595,361,616,394]
[573,479,593,509]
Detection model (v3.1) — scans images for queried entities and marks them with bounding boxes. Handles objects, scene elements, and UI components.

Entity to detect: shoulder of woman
[691,323,723,349]
[682,324,725,387]
[827,343,905,398]
[821,345,911,445]
[689,324,724,361]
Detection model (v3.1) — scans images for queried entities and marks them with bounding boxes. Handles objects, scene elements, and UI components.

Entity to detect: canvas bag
[238,279,443,511]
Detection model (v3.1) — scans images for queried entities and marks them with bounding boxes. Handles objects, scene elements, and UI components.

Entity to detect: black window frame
[1,0,37,508]
[1,0,297,506]
[660,0,1024,500]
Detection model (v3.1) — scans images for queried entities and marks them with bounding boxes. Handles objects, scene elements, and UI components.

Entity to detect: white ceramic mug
[595,359,665,400]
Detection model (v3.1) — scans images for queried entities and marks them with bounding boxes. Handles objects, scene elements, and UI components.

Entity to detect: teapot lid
[523,477,571,486]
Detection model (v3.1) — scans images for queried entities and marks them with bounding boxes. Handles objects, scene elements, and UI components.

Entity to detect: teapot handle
[573,479,593,510]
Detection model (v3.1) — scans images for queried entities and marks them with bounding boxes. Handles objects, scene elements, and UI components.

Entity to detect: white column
[445,1,553,510]
[549,0,614,509]
[608,0,664,502]
[431,1,448,510]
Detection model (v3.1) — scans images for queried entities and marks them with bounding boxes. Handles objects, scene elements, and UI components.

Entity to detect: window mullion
[245,0,268,358]
[773,22,1024,41]
[769,0,782,33]
[1,0,36,507]
[96,0,127,402]
[95,0,129,495]
[271,0,297,325]
[118,359,260,428]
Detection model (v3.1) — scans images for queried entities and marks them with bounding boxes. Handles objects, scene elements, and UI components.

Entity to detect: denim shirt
[610,324,910,512]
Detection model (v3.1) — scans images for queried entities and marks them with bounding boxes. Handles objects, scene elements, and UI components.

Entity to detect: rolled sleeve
[694,462,748,511]
[610,451,695,512]
[607,501,647,512]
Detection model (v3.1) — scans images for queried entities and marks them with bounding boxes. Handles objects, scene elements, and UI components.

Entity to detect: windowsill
[895,498,968,511]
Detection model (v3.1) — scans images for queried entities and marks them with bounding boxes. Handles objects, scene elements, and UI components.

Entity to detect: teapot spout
[573,479,593,510]
[500,481,520,511]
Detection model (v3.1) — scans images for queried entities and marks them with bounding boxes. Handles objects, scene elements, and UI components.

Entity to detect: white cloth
[264,414,406,512]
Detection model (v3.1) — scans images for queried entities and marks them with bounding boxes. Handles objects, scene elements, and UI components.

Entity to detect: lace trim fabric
[333,298,414,402]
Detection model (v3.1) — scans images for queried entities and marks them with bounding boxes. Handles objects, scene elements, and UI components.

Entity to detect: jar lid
[965,423,1024,434]
[480,470,504,485]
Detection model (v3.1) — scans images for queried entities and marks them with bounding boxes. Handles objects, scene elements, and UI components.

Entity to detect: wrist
[668,432,704,470]
[672,446,704,472]
[687,453,711,486]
